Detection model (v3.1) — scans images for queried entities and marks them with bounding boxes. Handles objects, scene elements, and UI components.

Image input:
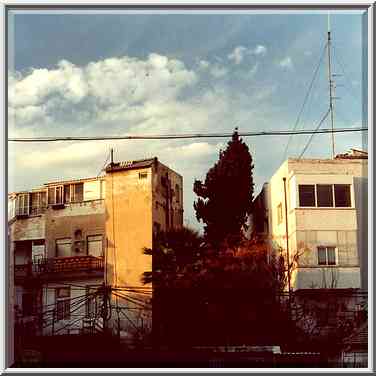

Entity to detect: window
[317,185,333,207]
[16,193,30,216]
[64,185,71,203]
[298,184,352,208]
[299,185,315,207]
[318,246,336,265]
[334,184,351,207]
[85,286,97,318]
[48,186,63,205]
[139,172,148,179]
[87,235,103,257]
[73,183,84,202]
[56,238,72,257]
[277,203,283,224]
[175,184,180,203]
[30,191,47,215]
[56,287,70,321]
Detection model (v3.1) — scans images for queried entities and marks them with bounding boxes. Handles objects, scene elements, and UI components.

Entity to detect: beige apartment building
[8,157,183,347]
[252,149,368,292]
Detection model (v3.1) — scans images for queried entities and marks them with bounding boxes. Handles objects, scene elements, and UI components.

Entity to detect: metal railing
[14,256,104,279]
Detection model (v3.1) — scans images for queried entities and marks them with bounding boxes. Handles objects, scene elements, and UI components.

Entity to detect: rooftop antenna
[327,12,336,159]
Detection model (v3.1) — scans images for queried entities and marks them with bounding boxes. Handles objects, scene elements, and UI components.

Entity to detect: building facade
[252,150,367,292]
[8,157,183,345]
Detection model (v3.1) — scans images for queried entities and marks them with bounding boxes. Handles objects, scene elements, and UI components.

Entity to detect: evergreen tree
[193,129,254,246]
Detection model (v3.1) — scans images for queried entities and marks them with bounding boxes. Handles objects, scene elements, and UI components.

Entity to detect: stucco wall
[293,267,361,289]
[264,158,365,291]
[45,201,105,258]
[105,167,153,288]
[11,216,45,241]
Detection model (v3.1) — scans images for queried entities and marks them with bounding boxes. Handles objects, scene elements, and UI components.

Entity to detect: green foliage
[193,129,254,246]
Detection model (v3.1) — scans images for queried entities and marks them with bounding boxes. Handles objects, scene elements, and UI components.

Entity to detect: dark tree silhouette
[193,129,254,246]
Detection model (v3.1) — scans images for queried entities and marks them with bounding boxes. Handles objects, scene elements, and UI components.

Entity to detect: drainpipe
[283,178,291,316]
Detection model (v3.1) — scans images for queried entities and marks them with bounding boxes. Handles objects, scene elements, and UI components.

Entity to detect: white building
[252,149,368,292]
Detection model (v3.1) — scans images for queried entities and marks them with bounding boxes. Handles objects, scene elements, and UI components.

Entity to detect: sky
[8,10,367,231]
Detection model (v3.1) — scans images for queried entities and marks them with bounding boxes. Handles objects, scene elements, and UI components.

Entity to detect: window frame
[55,287,71,321]
[298,184,352,208]
[56,238,72,257]
[87,235,103,257]
[298,184,316,207]
[277,203,283,224]
[317,246,337,266]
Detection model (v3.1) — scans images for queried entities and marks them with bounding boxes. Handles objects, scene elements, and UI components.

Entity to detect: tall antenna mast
[327,13,335,159]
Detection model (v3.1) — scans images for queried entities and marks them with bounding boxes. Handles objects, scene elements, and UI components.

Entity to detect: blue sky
[8,10,367,230]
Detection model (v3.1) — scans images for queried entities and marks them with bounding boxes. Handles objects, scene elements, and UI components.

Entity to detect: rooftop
[105,157,157,173]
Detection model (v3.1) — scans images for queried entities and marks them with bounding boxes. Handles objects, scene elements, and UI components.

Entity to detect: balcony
[15,256,104,283]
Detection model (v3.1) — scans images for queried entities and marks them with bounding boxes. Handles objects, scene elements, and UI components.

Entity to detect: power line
[282,41,328,162]
[298,108,331,159]
[8,127,367,143]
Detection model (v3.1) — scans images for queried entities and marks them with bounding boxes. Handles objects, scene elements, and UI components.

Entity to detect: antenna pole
[327,14,335,159]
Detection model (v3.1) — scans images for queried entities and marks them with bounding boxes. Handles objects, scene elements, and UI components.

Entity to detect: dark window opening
[317,184,333,207]
[334,184,351,207]
[74,183,84,202]
[299,185,315,207]
[318,246,336,265]
[139,172,148,179]
[56,287,70,321]
[64,185,71,203]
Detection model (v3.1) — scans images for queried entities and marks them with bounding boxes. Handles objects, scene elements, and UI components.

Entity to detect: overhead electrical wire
[298,108,331,159]
[8,127,366,143]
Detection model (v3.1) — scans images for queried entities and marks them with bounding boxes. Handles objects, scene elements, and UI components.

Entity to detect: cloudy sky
[8,10,367,230]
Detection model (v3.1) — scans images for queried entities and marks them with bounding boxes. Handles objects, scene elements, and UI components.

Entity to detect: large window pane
[317,185,333,207]
[334,184,351,207]
[327,247,336,265]
[48,188,55,205]
[317,247,327,265]
[87,235,103,257]
[299,185,315,207]
[74,183,84,202]
[64,185,70,203]
[56,238,72,257]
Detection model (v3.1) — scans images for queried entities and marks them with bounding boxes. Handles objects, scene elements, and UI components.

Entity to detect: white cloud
[197,59,210,70]
[253,45,267,56]
[228,46,248,64]
[9,52,283,230]
[228,44,267,65]
[278,56,294,70]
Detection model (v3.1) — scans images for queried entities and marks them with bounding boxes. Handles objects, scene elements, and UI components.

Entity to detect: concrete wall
[45,201,105,258]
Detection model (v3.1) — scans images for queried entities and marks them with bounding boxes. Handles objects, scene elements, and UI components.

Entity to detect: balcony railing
[14,256,104,280]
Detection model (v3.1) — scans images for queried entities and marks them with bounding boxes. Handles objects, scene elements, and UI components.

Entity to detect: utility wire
[298,108,331,159]
[8,127,367,143]
[282,41,328,162]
